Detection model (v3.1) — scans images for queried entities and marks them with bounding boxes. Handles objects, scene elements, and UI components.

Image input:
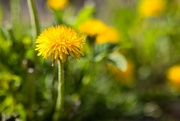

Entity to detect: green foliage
[108,52,127,71]
[73,3,95,28]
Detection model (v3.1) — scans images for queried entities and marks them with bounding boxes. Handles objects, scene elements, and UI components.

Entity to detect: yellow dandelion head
[167,65,180,85]
[138,0,166,17]
[35,25,85,65]
[78,19,107,37]
[47,0,68,10]
[96,27,119,44]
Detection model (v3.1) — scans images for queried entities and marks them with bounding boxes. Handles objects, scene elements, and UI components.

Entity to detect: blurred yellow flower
[47,0,68,10]
[35,25,85,64]
[79,19,107,37]
[79,19,119,44]
[167,65,180,85]
[96,27,119,44]
[138,0,165,17]
[108,61,134,86]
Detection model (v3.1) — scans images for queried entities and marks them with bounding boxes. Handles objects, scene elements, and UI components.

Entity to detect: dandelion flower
[47,0,68,10]
[138,0,165,17]
[96,27,119,44]
[167,65,180,85]
[79,19,107,37]
[79,19,119,44]
[35,25,85,65]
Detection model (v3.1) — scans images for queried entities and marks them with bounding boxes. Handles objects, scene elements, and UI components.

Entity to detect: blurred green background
[1,0,180,121]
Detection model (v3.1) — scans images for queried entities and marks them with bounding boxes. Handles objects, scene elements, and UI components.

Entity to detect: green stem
[27,0,40,44]
[10,0,20,39]
[11,0,20,28]
[0,2,2,25]
[53,59,64,121]
[54,10,63,24]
